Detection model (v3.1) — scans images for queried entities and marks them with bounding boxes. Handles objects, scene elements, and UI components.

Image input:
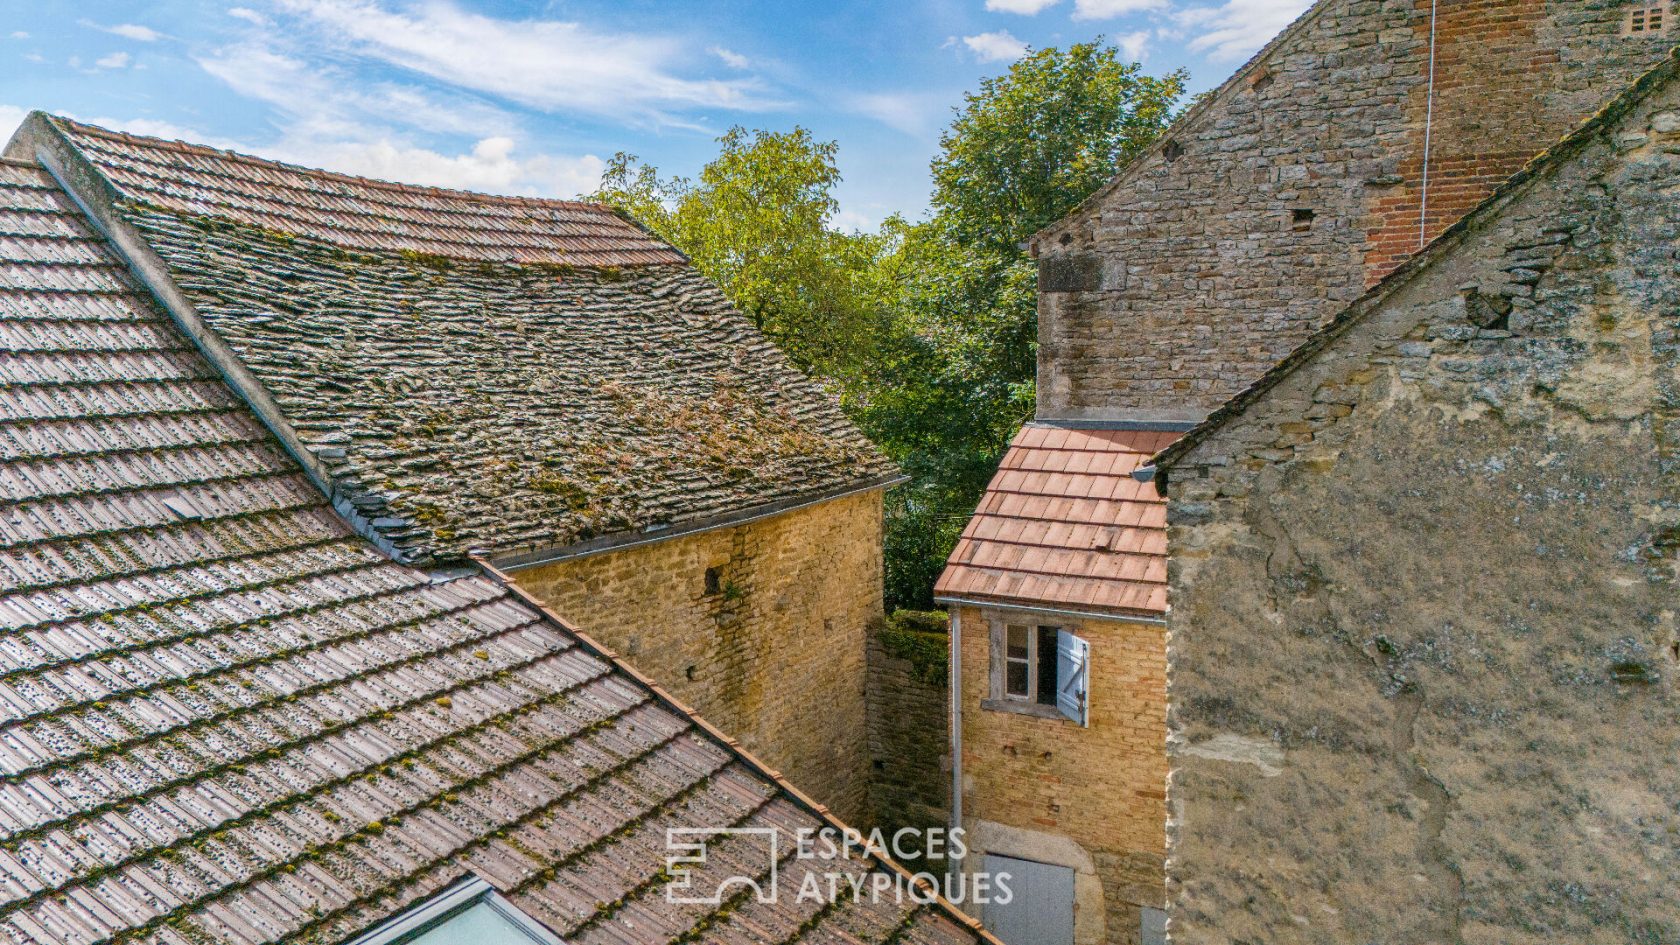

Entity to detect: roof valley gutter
[491,473,909,572]
[471,555,1007,945]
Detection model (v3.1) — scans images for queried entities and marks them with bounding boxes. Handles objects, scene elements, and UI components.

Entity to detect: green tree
[861,41,1184,608]
[932,42,1185,257]
[591,127,883,381]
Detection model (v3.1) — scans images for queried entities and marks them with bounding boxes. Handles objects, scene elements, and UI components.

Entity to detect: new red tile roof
[934,424,1175,618]
[0,158,983,945]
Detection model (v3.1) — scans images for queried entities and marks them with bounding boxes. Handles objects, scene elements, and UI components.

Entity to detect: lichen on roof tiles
[0,157,982,945]
[42,117,897,565]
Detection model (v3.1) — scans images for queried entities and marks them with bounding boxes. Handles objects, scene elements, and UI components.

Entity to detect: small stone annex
[0,154,990,945]
[1152,46,1680,944]
[6,113,900,825]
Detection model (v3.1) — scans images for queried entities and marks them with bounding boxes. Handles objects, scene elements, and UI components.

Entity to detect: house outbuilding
[1152,47,1680,944]
[7,115,901,824]
[0,134,986,943]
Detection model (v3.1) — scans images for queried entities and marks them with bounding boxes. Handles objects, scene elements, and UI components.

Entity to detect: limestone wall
[955,605,1168,945]
[511,489,886,824]
[1032,0,1672,423]
[865,611,951,860]
[1162,75,1680,943]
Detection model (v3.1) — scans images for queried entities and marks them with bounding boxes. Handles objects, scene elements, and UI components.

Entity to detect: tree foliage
[932,42,1185,257]
[589,40,1184,610]
[591,127,884,381]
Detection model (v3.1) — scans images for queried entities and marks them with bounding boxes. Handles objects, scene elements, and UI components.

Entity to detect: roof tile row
[0,157,980,945]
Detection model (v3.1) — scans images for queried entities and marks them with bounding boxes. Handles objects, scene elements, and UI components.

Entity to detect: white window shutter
[1055,629,1089,726]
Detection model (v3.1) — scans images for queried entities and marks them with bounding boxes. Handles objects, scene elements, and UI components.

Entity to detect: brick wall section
[956,605,1167,944]
[865,613,951,861]
[511,490,886,825]
[1162,76,1680,943]
[1032,0,1672,423]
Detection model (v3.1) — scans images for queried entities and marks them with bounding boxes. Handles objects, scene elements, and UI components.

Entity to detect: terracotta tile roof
[53,118,684,268]
[19,116,899,566]
[0,158,982,945]
[934,424,1176,618]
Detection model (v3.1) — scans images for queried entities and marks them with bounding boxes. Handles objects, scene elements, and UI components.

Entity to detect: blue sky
[0,0,1311,229]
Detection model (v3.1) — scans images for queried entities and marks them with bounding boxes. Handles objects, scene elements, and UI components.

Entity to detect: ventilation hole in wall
[1248,65,1274,92]
[1611,661,1658,684]
[873,760,886,771]
[1291,208,1314,231]
[685,664,697,681]
[1626,3,1671,34]
[1462,287,1512,330]
[1058,232,1074,246]
[1162,140,1184,163]
[703,566,721,595]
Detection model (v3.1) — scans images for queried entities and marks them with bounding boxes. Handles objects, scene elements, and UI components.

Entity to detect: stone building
[0,155,989,944]
[1028,0,1676,426]
[939,2,1676,943]
[1150,48,1680,943]
[934,426,1174,945]
[6,114,901,824]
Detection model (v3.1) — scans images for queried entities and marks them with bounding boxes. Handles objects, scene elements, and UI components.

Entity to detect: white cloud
[82,21,163,42]
[0,104,26,142]
[848,91,948,138]
[1072,0,1169,20]
[269,0,780,125]
[984,0,1061,14]
[710,46,750,69]
[1176,0,1312,59]
[1116,30,1150,61]
[94,52,132,70]
[10,31,29,39]
[227,8,271,26]
[962,30,1028,63]
[277,135,607,199]
[198,43,515,140]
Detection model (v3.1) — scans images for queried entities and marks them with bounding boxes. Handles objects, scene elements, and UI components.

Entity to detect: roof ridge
[1152,45,1680,470]
[48,114,617,214]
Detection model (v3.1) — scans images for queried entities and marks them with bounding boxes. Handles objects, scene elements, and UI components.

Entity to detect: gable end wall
[1034,0,1673,424]
[1161,74,1680,943]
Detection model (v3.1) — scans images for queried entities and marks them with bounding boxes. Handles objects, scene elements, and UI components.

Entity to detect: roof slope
[934,425,1174,618]
[21,117,897,565]
[0,159,979,945]
[55,120,684,267]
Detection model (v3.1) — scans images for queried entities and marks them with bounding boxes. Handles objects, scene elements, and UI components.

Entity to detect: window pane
[1005,661,1029,696]
[411,902,548,944]
[1005,625,1028,660]
[1036,627,1060,707]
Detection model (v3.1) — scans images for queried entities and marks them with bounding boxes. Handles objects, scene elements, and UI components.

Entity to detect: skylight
[342,876,565,945]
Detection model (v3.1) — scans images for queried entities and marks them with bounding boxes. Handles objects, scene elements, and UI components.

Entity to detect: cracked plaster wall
[1162,81,1680,944]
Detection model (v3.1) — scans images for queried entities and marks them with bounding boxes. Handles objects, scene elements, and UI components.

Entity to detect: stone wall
[510,489,887,824]
[865,611,951,861]
[955,605,1168,945]
[1161,70,1680,944]
[1031,0,1672,424]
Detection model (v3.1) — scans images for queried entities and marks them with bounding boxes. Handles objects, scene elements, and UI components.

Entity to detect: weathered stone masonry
[1158,58,1680,944]
[1030,0,1673,424]
[511,490,887,825]
[865,611,952,859]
